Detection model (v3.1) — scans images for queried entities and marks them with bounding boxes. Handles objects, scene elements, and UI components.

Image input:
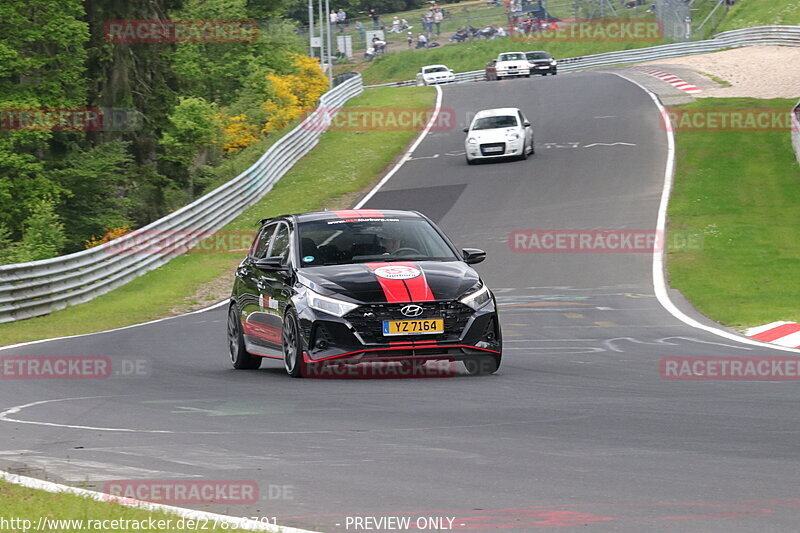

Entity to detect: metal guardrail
[366,25,800,88]
[0,74,364,323]
[793,100,800,165]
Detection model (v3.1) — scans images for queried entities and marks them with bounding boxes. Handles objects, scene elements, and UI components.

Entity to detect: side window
[268,223,292,265]
[518,111,526,124]
[251,224,277,259]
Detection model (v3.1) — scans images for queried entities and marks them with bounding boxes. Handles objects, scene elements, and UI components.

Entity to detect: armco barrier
[793,100,800,165]
[366,25,800,88]
[0,74,364,323]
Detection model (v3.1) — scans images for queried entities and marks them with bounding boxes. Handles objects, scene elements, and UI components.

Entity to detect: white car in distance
[464,108,534,164]
[417,64,456,86]
[494,52,531,79]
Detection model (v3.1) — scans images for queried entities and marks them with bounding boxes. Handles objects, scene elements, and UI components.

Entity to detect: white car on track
[494,52,531,79]
[417,64,456,86]
[464,107,534,164]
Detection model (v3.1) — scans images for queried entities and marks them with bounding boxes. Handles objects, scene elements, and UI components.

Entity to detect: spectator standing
[423,10,434,35]
[433,8,443,36]
[355,20,365,41]
[416,32,428,48]
[336,8,346,31]
[369,8,380,28]
[329,10,338,31]
[407,31,414,47]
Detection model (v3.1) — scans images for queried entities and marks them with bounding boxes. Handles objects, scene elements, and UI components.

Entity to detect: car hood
[529,58,555,65]
[297,261,481,303]
[467,127,520,143]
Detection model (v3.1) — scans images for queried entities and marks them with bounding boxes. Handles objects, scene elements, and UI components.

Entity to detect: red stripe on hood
[365,262,435,303]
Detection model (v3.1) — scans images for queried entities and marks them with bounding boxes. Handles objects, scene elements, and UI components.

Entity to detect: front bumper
[466,138,525,159]
[496,68,530,78]
[296,299,501,364]
[530,63,556,74]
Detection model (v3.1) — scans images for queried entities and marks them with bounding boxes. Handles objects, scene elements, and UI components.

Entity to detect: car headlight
[460,284,492,310]
[306,288,359,317]
[467,137,478,144]
[550,60,557,65]
[507,132,520,141]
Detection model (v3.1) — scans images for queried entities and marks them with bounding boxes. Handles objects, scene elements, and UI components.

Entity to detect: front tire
[282,308,306,378]
[463,356,500,375]
[466,155,475,165]
[228,303,262,370]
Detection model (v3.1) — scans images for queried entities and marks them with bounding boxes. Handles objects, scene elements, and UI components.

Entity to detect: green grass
[0,86,435,346]
[361,35,666,85]
[666,97,800,328]
[0,479,258,532]
[717,0,800,32]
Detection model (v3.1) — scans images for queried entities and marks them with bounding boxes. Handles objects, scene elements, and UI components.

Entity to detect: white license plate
[483,146,503,153]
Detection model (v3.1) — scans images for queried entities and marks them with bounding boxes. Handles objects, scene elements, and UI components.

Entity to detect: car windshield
[424,66,448,73]
[526,52,551,60]
[471,115,518,130]
[499,53,525,61]
[297,217,458,266]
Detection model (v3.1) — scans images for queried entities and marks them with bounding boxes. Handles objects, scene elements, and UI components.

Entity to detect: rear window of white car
[472,115,518,130]
[424,66,448,73]
[499,53,525,61]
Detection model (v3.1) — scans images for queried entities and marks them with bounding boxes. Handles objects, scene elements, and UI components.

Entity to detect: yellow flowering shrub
[219,113,261,153]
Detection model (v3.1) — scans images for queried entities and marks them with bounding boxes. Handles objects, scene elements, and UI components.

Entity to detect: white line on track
[610,72,800,354]
[354,85,443,208]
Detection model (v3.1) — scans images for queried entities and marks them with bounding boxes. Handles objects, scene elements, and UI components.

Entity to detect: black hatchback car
[525,50,557,76]
[227,209,502,377]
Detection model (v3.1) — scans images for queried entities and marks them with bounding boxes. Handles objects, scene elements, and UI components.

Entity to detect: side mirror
[449,68,454,72]
[523,121,531,127]
[463,127,469,133]
[255,256,288,271]
[462,248,486,264]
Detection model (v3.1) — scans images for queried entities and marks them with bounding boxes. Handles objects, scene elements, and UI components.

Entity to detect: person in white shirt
[433,9,443,36]
[390,16,401,32]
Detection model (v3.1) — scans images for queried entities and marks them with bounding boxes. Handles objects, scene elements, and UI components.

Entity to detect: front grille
[480,142,506,155]
[344,301,474,344]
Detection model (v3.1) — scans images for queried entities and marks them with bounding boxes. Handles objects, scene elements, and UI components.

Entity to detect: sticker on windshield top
[373,265,421,280]
[303,255,315,262]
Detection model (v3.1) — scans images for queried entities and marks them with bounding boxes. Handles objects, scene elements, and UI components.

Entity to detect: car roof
[498,52,526,57]
[422,64,448,70]
[262,209,425,225]
[473,107,521,119]
[525,50,551,54]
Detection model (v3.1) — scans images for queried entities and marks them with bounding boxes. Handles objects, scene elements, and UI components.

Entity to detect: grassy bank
[717,0,800,32]
[0,479,258,533]
[666,98,800,328]
[361,37,665,85]
[0,86,435,346]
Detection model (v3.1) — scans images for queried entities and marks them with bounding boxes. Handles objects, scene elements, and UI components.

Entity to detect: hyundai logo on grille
[400,305,424,317]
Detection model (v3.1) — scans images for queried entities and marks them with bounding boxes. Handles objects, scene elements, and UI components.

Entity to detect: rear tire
[463,356,500,376]
[282,308,306,378]
[228,303,262,370]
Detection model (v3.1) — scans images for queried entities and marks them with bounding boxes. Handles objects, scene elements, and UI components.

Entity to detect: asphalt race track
[2,72,800,532]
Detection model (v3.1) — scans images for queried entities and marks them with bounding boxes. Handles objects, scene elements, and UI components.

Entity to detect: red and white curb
[631,67,702,94]
[746,322,800,349]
